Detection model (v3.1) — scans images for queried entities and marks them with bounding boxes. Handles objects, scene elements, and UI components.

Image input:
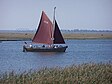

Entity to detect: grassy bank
[0,63,112,84]
[0,33,33,41]
[0,32,112,41]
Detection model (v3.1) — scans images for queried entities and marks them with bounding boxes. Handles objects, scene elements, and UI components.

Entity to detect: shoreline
[0,32,112,41]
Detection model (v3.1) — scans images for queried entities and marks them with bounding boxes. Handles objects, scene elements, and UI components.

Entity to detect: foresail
[32,11,53,44]
[53,20,65,44]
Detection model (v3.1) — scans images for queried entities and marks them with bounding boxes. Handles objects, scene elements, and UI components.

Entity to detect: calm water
[0,39,112,73]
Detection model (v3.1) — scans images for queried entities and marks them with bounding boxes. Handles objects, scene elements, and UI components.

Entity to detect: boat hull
[23,46,68,52]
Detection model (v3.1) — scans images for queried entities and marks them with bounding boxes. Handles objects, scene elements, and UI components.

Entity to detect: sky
[0,0,112,30]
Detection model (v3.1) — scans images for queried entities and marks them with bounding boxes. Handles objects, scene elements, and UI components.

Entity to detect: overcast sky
[0,0,112,30]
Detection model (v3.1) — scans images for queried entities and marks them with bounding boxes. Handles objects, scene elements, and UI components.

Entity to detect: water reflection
[36,52,65,56]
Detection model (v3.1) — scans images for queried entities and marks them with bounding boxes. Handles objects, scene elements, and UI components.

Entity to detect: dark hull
[23,46,68,52]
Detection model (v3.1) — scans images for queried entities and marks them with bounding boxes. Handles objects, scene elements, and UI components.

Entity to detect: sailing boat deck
[23,45,67,52]
[23,9,68,52]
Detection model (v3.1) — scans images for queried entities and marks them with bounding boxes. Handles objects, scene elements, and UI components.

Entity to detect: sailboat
[23,8,68,52]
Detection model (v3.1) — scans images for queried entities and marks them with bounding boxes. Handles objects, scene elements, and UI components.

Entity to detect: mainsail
[32,11,65,45]
[32,11,53,44]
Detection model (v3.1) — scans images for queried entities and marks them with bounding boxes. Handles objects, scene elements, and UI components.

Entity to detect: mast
[51,7,56,43]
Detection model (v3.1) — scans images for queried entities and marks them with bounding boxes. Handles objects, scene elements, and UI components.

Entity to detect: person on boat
[23,42,27,47]
[24,42,32,48]
[23,42,27,52]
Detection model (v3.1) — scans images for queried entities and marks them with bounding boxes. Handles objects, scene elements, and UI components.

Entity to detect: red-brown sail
[53,20,65,44]
[32,11,53,44]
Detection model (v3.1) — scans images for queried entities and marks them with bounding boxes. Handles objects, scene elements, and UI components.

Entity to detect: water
[0,39,112,73]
